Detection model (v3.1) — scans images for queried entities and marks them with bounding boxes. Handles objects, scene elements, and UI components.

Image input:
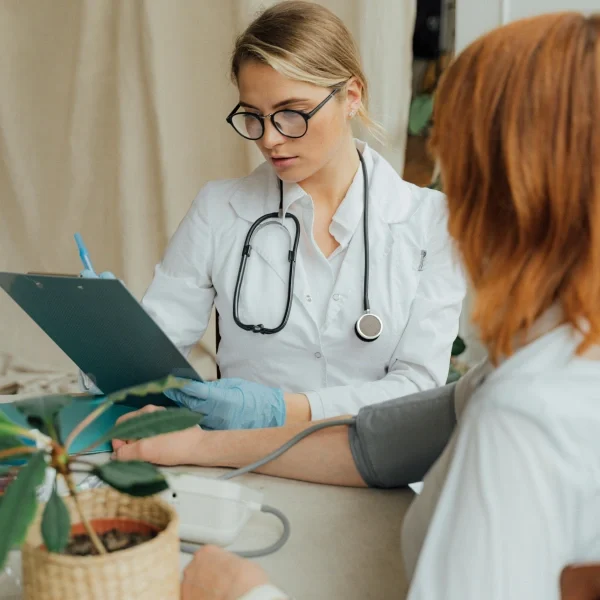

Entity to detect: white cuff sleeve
[305,391,325,421]
[237,583,290,600]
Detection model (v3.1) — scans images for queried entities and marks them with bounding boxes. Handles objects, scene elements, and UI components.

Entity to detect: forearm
[196,419,367,487]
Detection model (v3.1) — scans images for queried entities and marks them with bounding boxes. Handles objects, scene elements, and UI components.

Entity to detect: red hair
[430,12,600,362]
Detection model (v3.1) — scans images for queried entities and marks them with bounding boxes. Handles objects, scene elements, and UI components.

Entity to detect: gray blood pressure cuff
[348,383,457,489]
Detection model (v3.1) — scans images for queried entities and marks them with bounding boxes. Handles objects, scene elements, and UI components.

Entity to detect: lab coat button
[306,294,312,302]
[333,293,340,301]
[314,352,322,359]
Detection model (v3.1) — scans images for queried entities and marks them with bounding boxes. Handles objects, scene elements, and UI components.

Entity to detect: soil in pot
[65,528,157,556]
[49,517,160,556]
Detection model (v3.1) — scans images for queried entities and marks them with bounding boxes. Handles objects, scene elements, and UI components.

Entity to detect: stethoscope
[233,149,383,342]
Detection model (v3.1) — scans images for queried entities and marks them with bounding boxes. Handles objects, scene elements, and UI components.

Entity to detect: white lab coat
[141,141,466,419]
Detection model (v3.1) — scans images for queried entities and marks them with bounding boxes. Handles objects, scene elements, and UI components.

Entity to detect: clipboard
[0,272,203,409]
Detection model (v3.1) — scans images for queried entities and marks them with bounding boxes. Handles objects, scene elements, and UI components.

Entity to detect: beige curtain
[0,0,415,389]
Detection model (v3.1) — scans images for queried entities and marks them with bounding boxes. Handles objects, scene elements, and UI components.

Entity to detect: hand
[111,405,206,465]
[164,378,286,430]
[80,269,117,279]
[181,546,270,600]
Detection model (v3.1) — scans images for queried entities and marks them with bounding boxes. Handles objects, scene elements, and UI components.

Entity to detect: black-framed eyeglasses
[226,87,342,140]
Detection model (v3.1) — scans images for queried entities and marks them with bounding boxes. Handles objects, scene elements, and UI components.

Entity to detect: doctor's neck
[297,134,361,213]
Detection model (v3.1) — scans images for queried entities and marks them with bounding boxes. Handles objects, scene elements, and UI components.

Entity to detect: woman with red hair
[115,12,600,600]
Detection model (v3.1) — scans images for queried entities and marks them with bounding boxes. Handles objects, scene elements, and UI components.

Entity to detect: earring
[349,109,356,118]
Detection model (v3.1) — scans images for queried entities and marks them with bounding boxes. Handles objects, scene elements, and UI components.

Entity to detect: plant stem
[63,472,107,555]
[70,456,97,466]
[64,400,114,452]
[8,426,50,446]
[47,421,61,444]
[0,446,37,461]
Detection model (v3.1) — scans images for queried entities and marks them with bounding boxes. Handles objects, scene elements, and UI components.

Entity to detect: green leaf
[95,408,202,448]
[0,448,35,465]
[0,421,28,438]
[408,94,434,135]
[447,364,462,384]
[0,452,47,570]
[41,485,70,553]
[451,335,467,357]
[105,375,187,404]
[15,395,72,439]
[0,435,26,452]
[92,461,168,497]
[0,410,15,427]
[0,464,16,475]
[0,434,36,464]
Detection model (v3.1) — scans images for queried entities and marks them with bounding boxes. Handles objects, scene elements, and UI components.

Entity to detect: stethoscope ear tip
[355,312,383,342]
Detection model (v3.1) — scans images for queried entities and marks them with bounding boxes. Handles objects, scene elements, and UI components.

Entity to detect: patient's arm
[205,417,366,486]
[113,384,458,489]
[204,383,457,487]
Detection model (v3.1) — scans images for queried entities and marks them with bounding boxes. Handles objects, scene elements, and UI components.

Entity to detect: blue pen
[74,233,95,274]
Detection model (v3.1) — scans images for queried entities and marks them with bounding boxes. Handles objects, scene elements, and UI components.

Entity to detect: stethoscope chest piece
[355,312,383,342]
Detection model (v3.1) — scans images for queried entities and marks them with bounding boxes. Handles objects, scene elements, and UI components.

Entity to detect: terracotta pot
[21,487,180,600]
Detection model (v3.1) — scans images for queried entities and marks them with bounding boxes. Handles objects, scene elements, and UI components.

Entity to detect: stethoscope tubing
[233,210,300,334]
[232,149,380,340]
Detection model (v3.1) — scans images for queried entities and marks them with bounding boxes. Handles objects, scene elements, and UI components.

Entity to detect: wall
[457,0,598,51]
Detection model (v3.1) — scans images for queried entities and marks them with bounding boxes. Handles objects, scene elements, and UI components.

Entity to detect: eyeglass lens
[230,110,308,140]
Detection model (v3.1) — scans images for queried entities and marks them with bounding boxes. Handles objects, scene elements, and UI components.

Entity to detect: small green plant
[448,335,469,383]
[408,93,434,136]
[0,376,201,568]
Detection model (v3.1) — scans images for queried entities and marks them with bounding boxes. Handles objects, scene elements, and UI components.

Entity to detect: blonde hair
[231,1,383,141]
[430,12,600,363]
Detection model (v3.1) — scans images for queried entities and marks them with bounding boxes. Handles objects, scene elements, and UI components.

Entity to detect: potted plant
[0,376,201,600]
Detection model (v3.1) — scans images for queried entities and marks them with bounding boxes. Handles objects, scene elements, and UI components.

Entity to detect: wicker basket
[21,487,180,600]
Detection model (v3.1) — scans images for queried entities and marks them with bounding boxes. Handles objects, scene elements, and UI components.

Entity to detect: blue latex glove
[164,378,286,430]
[80,269,116,279]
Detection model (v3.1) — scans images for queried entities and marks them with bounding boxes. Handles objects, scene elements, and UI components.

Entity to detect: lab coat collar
[228,140,420,226]
[328,141,373,247]
[227,163,305,224]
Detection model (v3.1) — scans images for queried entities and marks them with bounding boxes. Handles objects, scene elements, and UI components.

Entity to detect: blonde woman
[115,11,600,600]
[87,1,464,430]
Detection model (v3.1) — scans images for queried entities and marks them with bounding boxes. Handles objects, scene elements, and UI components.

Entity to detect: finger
[113,440,145,461]
[182,546,229,590]
[115,405,164,426]
[163,388,186,405]
[198,385,231,403]
[111,438,127,451]
[166,389,208,408]
[182,382,231,403]
[115,410,142,426]
[181,382,213,400]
